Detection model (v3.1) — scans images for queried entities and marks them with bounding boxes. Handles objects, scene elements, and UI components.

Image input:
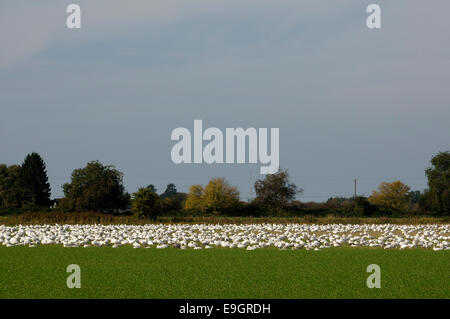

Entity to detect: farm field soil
[0,246,448,298]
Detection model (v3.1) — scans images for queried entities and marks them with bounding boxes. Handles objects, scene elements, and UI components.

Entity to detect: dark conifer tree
[20,153,51,207]
[161,183,177,199]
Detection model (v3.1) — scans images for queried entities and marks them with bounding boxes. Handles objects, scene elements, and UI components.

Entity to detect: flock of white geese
[0,223,449,251]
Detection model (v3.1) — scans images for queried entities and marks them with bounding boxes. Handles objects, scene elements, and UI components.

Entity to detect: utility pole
[249,169,254,202]
[354,179,357,198]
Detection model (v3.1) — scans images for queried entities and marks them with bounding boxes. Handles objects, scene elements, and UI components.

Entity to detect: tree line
[0,151,449,217]
[0,153,51,210]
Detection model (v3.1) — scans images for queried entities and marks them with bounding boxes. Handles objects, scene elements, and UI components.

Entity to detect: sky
[1,0,449,201]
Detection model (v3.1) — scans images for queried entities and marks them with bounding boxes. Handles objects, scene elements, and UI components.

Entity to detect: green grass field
[0,246,448,299]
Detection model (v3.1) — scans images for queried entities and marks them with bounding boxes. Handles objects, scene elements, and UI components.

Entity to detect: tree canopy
[62,161,130,211]
[254,169,301,210]
[0,164,25,209]
[146,184,157,194]
[368,181,411,213]
[0,153,51,209]
[184,178,240,213]
[131,187,160,218]
[425,151,450,215]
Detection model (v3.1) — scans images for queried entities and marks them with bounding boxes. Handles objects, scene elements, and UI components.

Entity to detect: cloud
[0,0,356,68]
[0,3,62,68]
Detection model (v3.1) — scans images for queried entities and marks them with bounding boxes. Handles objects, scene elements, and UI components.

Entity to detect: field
[0,246,448,299]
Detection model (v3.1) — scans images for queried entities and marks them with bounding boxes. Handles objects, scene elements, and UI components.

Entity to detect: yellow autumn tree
[368,181,411,212]
[184,178,240,213]
[203,178,240,213]
[184,184,205,211]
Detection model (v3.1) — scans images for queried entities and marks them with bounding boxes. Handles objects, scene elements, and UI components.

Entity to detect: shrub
[343,197,377,217]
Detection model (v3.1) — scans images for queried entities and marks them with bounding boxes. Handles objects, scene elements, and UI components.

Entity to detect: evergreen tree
[20,153,51,207]
[146,184,157,194]
[161,183,177,199]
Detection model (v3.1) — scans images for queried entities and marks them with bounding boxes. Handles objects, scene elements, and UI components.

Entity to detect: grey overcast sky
[1,0,449,200]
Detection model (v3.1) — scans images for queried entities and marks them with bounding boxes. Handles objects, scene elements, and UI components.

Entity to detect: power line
[49,175,427,182]
[300,194,356,199]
